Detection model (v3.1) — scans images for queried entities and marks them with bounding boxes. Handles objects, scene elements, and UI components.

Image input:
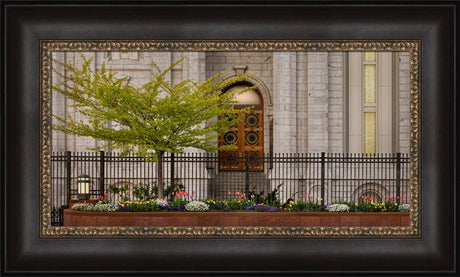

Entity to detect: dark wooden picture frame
[2,1,457,275]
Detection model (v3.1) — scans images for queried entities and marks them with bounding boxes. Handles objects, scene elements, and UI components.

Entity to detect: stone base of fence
[64,210,410,227]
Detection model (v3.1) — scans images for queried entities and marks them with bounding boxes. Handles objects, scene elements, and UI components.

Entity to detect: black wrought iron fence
[50,151,410,226]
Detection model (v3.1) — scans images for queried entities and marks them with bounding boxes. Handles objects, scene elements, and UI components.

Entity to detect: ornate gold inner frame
[40,40,421,238]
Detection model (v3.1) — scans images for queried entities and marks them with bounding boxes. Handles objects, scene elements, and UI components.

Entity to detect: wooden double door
[218,109,264,171]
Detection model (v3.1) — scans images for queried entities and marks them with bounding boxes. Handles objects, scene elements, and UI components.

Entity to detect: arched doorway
[218,84,264,171]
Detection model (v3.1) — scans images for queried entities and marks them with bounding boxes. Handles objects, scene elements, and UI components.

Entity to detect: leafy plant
[118,200,161,212]
[133,182,157,201]
[108,184,130,202]
[165,183,185,201]
[285,200,322,212]
[249,182,283,206]
[170,190,190,210]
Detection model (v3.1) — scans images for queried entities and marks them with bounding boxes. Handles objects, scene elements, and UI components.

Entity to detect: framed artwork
[2,1,457,275]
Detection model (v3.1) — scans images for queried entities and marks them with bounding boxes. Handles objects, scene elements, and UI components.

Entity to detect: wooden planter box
[63,209,410,227]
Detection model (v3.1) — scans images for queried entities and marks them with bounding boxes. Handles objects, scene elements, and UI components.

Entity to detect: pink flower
[190,196,193,199]
[251,195,255,198]
[236,191,240,195]
[309,195,313,199]
[307,201,310,204]
[304,194,307,198]
[172,191,175,195]
[369,197,373,201]
[104,193,108,199]
[192,191,195,194]
[164,197,167,201]
[228,191,231,195]
[397,196,400,199]
[218,197,221,200]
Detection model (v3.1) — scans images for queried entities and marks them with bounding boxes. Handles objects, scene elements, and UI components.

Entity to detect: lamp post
[77,174,91,200]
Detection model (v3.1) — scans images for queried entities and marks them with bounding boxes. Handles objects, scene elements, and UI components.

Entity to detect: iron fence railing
[50,151,410,226]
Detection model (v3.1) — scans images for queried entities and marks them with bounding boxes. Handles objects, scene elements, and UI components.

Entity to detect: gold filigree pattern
[40,40,421,238]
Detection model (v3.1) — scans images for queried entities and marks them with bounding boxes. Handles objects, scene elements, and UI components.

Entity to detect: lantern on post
[77,174,91,200]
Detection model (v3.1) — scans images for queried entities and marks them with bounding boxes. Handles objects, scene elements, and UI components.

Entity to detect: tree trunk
[157,151,164,199]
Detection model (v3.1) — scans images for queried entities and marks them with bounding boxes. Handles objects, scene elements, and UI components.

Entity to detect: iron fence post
[396,152,401,204]
[321,152,325,206]
[66,151,71,205]
[171,153,175,184]
[99,151,105,197]
[245,152,250,198]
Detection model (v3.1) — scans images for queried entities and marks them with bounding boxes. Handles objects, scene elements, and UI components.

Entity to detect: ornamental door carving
[219,110,264,172]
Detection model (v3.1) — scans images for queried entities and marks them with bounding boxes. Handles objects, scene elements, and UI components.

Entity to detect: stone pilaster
[307,52,329,153]
[327,52,345,153]
[273,52,297,153]
[296,52,308,153]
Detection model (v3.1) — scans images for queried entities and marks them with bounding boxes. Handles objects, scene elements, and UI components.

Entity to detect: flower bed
[65,191,410,226]
[63,209,410,226]
[74,192,410,213]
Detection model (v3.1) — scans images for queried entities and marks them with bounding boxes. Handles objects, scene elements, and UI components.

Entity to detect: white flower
[71,203,91,211]
[326,203,350,212]
[71,203,119,212]
[398,203,410,212]
[185,201,209,212]
[154,198,169,207]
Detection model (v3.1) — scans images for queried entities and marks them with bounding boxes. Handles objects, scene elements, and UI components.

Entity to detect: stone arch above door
[220,72,273,108]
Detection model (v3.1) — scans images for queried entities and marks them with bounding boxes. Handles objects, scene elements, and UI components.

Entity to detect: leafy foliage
[164,183,185,201]
[133,182,158,201]
[285,200,322,212]
[249,183,283,206]
[108,184,130,202]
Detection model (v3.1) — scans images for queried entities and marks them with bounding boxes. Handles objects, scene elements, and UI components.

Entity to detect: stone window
[348,52,394,153]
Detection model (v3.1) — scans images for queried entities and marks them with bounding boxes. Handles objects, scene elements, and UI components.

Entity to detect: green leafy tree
[53,56,252,198]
